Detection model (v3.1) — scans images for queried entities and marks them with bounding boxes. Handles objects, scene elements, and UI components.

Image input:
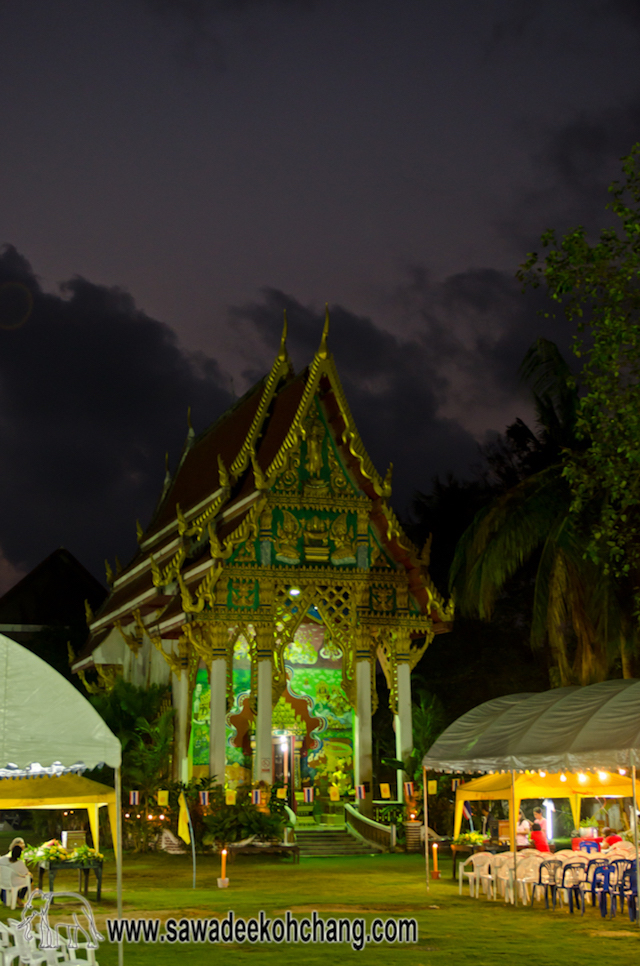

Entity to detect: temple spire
[277,310,289,362]
[318,305,330,360]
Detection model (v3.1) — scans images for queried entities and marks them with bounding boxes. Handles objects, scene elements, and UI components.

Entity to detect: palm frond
[450,466,569,618]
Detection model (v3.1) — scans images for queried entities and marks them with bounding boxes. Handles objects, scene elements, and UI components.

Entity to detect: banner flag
[178,791,191,845]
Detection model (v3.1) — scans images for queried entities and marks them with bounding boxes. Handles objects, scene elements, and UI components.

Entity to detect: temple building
[73,316,452,813]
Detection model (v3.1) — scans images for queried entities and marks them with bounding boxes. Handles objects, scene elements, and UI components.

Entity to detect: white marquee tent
[421,680,640,904]
[0,633,123,956]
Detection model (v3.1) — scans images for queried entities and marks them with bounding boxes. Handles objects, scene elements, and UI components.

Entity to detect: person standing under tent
[533,807,547,835]
[516,810,531,848]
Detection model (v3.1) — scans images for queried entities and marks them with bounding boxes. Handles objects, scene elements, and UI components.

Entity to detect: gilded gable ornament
[371,585,395,612]
[275,510,301,563]
[303,515,330,562]
[330,512,356,565]
[230,578,258,609]
[302,415,330,497]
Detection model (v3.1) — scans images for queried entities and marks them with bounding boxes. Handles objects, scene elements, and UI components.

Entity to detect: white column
[209,657,227,785]
[253,659,273,783]
[172,669,190,782]
[395,661,413,801]
[354,658,373,815]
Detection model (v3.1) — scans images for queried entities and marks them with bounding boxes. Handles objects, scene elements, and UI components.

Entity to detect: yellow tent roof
[0,774,116,854]
[453,769,632,838]
[0,774,115,808]
[459,770,632,801]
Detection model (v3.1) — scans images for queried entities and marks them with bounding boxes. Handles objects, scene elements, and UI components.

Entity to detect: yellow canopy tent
[453,770,634,838]
[0,774,117,854]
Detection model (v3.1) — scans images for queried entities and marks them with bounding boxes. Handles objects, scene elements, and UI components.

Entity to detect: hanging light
[289,587,301,597]
[560,774,567,783]
[578,773,587,784]
[539,771,546,778]
[598,771,608,782]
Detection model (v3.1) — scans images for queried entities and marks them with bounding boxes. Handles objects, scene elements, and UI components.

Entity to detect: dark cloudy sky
[1,0,639,591]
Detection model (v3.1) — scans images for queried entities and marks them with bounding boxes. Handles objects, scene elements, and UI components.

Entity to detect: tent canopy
[0,633,121,773]
[452,770,633,837]
[0,774,117,852]
[423,680,640,774]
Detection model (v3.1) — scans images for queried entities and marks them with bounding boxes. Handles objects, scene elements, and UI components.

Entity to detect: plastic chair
[490,853,517,903]
[6,920,89,966]
[529,859,563,909]
[0,865,31,911]
[514,854,544,904]
[0,921,16,966]
[458,852,493,898]
[621,868,638,921]
[578,857,610,913]
[588,864,620,918]
[559,861,588,914]
[579,840,600,854]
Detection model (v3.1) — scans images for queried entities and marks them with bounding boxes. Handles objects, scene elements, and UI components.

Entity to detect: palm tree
[450,339,631,685]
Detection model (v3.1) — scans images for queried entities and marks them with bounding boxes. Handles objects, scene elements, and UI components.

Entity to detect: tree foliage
[518,143,640,586]
[450,339,628,685]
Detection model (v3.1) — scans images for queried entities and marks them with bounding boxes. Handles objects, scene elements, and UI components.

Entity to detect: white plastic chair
[458,851,493,897]
[514,854,545,904]
[489,853,517,902]
[7,920,90,966]
[0,921,17,966]
[0,864,31,911]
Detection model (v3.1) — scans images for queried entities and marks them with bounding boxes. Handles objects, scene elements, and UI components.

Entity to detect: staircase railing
[344,803,396,850]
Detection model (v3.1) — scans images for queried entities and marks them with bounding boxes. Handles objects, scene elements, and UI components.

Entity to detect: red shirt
[531,829,550,852]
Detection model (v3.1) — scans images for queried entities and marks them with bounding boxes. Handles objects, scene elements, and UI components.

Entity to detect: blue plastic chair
[609,859,633,917]
[579,858,611,914]
[621,868,638,922]
[589,864,617,918]
[530,859,563,909]
[560,862,588,914]
[579,840,599,854]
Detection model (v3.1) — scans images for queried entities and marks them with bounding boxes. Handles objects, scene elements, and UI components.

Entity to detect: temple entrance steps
[295,828,380,857]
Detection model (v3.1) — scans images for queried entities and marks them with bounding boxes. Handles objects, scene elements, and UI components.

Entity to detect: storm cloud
[0,245,232,588]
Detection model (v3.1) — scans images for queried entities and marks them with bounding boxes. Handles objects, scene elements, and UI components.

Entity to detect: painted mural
[191,617,354,790]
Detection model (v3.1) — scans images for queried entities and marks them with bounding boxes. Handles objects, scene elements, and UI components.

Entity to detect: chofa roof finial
[318,304,330,360]
[277,309,288,362]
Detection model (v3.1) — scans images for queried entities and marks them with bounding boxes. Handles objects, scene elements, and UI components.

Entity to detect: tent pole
[511,770,517,907]
[632,760,639,929]
[115,764,124,966]
[423,766,429,891]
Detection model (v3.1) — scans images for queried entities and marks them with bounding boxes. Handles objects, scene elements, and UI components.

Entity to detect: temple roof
[75,315,452,671]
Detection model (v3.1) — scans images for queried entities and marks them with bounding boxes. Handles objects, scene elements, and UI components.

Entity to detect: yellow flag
[428,780,438,795]
[157,790,169,807]
[276,788,287,799]
[225,789,237,805]
[178,791,191,845]
[329,785,340,802]
[380,783,391,800]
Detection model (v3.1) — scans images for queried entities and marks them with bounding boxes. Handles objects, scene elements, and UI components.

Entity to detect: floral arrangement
[23,840,103,864]
[453,831,486,846]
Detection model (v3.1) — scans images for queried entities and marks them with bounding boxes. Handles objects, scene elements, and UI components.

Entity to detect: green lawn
[1,842,639,965]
